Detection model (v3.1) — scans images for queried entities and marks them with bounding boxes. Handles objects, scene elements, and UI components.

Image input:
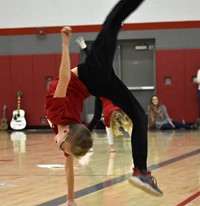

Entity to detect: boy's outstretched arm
[53,26,77,205]
[54,26,72,98]
[65,156,77,206]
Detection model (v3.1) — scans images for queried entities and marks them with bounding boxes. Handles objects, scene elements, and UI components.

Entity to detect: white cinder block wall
[1,0,200,28]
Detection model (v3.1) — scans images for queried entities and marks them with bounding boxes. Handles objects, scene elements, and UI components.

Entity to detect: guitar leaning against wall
[0,105,8,131]
[10,90,27,130]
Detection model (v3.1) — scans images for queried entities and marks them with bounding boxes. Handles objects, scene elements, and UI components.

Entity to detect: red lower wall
[0,49,199,127]
[184,49,200,122]
[156,49,199,123]
[0,53,79,127]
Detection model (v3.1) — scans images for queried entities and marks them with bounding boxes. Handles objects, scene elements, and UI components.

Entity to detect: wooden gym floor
[0,129,199,206]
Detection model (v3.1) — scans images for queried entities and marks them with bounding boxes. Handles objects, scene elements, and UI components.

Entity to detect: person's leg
[78,1,146,158]
[78,0,163,195]
[171,120,191,130]
[107,77,147,170]
[90,0,144,68]
[106,127,116,152]
[106,78,163,196]
[160,123,174,130]
[78,0,144,95]
[87,97,103,131]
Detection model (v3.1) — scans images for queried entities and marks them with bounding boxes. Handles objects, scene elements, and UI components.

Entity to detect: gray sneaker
[128,168,163,196]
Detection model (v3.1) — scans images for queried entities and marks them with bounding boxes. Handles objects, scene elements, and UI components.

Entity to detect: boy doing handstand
[45,0,163,205]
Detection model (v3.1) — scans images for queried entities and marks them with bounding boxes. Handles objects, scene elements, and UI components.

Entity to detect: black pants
[78,0,147,171]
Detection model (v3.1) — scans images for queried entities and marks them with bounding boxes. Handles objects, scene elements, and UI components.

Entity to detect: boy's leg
[78,0,147,175]
[107,77,163,196]
[90,0,144,68]
[108,77,147,170]
[77,0,163,196]
[78,0,144,94]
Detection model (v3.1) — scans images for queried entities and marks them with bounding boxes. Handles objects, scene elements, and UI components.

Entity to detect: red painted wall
[184,49,200,121]
[156,49,199,123]
[0,49,199,127]
[0,56,11,120]
[0,53,79,127]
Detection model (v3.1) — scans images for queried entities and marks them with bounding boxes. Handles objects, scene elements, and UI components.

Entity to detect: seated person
[148,95,198,130]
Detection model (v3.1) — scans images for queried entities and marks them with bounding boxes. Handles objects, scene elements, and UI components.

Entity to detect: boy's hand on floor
[66,199,77,206]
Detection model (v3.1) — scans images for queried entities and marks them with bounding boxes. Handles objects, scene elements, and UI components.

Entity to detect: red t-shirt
[100,97,121,127]
[45,72,90,134]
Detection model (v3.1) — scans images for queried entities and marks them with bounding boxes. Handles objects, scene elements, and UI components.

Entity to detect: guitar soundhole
[14,114,20,120]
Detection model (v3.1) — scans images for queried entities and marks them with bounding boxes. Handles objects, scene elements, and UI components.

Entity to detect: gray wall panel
[1,28,200,55]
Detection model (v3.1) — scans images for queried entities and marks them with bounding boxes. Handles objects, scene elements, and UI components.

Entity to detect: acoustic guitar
[10,90,26,130]
[0,105,8,131]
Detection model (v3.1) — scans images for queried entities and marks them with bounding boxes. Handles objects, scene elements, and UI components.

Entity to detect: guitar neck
[17,96,21,114]
[3,107,7,119]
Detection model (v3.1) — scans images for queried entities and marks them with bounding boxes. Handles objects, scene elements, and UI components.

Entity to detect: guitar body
[10,109,26,130]
[0,117,8,130]
[0,105,8,131]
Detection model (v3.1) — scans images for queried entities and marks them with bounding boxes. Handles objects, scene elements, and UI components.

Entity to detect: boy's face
[54,130,72,155]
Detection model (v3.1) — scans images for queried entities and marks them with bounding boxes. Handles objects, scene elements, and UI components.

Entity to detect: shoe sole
[128,177,163,196]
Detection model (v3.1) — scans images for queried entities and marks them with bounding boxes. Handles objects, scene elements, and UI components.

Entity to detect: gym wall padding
[0,53,79,127]
[156,49,199,123]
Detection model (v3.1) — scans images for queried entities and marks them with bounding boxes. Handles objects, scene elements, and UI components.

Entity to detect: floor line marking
[176,191,200,206]
[37,148,200,206]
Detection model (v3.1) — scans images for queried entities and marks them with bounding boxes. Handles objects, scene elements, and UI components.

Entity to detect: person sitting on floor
[148,95,198,130]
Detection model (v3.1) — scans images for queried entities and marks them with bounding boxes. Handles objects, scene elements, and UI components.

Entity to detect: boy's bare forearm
[60,44,70,80]
[54,27,72,98]
[65,156,75,201]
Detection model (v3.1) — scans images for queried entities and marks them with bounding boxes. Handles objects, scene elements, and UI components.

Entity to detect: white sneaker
[76,36,87,49]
